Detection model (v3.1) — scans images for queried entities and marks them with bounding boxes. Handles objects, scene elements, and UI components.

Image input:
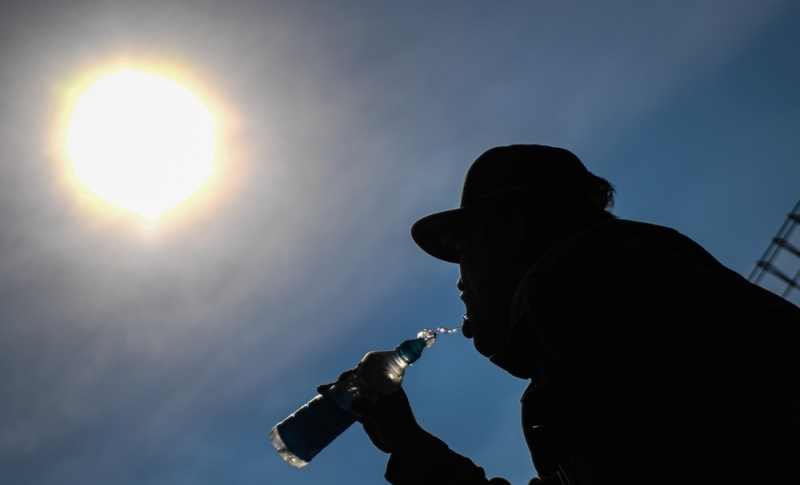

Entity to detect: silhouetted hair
[588,173,616,212]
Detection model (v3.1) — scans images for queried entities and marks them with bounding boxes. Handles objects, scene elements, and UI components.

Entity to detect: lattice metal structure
[748,198,800,306]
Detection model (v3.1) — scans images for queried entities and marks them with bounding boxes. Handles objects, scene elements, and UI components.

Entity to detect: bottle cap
[396,338,426,364]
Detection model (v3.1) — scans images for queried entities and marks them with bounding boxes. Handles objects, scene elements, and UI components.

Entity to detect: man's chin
[472,335,504,359]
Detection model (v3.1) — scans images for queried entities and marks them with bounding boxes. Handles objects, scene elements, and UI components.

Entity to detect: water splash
[416,326,462,348]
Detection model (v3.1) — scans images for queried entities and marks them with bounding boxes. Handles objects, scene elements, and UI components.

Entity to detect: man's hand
[317,369,427,454]
[351,386,426,453]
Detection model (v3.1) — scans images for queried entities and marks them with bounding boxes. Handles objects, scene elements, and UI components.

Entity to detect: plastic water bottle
[270,329,437,468]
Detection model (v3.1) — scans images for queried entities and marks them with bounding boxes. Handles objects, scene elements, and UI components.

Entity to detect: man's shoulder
[528,218,722,277]
[515,217,764,321]
[557,218,695,252]
[518,217,798,322]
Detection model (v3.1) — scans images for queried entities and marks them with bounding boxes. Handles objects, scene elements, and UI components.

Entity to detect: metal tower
[748,198,800,305]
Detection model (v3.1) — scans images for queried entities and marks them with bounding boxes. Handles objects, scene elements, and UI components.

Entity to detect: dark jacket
[386,219,800,485]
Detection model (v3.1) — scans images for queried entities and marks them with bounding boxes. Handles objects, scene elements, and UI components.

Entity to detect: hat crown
[459,144,589,209]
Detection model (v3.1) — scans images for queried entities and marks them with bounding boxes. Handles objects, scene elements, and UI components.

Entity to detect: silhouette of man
[345,145,800,485]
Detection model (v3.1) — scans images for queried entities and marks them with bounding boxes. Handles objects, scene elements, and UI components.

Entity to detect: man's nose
[456,278,464,291]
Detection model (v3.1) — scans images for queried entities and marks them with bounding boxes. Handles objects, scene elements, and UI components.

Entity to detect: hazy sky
[2,1,800,484]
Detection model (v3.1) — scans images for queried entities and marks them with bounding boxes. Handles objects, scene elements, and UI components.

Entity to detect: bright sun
[66,69,216,220]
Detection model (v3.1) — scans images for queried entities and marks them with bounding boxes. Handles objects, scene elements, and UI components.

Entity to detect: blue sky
[1,1,800,484]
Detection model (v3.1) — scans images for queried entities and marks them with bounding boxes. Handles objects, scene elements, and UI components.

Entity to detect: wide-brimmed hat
[410,144,598,263]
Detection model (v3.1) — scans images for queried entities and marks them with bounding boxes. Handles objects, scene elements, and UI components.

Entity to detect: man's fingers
[316,368,358,395]
[337,368,357,382]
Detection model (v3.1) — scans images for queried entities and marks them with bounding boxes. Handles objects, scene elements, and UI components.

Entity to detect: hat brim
[410,207,478,263]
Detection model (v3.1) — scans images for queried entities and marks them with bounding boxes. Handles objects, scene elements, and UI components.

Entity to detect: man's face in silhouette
[455,214,516,359]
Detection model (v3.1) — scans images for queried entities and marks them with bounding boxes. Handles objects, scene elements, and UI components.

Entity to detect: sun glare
[66,69,216,220]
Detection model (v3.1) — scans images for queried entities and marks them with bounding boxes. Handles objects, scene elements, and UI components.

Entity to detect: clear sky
[2,1,800,484]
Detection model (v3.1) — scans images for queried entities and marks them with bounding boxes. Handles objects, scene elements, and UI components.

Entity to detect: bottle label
[274,391,357,462]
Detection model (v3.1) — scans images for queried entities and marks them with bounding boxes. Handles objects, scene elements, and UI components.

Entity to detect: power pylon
[748,198,800,305]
